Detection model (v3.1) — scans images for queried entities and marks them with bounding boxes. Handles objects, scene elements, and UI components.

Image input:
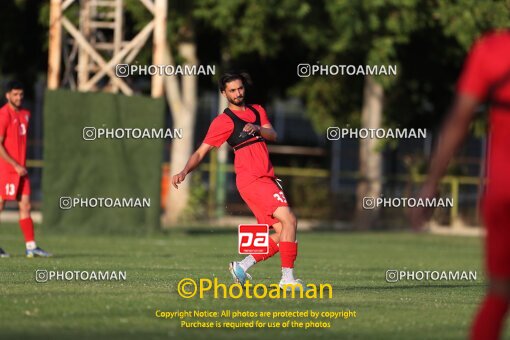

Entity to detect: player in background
[0,81,51,258]
[411,30,510,339]
[172,72,306,290]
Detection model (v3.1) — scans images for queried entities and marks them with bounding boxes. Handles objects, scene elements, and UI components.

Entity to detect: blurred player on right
[411,30,510,339]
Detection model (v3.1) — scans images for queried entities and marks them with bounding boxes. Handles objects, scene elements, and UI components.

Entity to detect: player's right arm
[172,114,232,189]
[0,134,27,176]
[171,143,215,189]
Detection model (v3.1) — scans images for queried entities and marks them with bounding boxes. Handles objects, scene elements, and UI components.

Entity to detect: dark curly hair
[218,72,252,92]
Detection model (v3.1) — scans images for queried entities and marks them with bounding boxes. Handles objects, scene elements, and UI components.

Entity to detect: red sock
[19,218,35,243]
[471,293,509,340]
[252,238,279,262]
[279,241,297,268]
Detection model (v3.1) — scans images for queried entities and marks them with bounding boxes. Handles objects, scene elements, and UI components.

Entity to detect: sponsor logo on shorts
[238,224,269,254]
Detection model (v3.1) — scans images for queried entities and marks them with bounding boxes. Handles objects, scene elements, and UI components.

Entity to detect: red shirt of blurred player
[0,103,30,173]
[411,31,510,339]
[456,31,510,279]
[457,31,510,203]
[453,30,510,340]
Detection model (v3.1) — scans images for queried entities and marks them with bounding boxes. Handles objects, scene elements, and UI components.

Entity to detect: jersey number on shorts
[5,184,15,196]
[273,191,287,203]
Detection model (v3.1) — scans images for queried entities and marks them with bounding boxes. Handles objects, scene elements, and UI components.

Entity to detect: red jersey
[203,104,275,189]
[0,103,30,173]
[458,31,510,278]
[457,31,510,192]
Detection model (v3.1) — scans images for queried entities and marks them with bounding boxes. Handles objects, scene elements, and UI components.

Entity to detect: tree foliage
[3,0,510,131]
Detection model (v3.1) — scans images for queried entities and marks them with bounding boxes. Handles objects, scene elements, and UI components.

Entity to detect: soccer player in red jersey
[411,30,510,339]
[172,72,305,290]
[0,81,51,258]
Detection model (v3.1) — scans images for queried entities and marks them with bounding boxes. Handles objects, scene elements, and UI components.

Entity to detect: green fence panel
[42,89,165,233]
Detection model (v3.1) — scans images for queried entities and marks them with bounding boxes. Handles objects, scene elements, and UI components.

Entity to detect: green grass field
[0,223,504,339]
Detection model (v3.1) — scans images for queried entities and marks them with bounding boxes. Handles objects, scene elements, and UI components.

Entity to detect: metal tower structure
[47,0,167,97]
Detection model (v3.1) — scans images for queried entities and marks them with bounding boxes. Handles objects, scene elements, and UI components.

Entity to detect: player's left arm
[243,123,277,142]
[243,105,278,142]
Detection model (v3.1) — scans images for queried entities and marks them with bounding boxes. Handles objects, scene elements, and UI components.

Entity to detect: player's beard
[8,99,21,110]
[229,96,244,106]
